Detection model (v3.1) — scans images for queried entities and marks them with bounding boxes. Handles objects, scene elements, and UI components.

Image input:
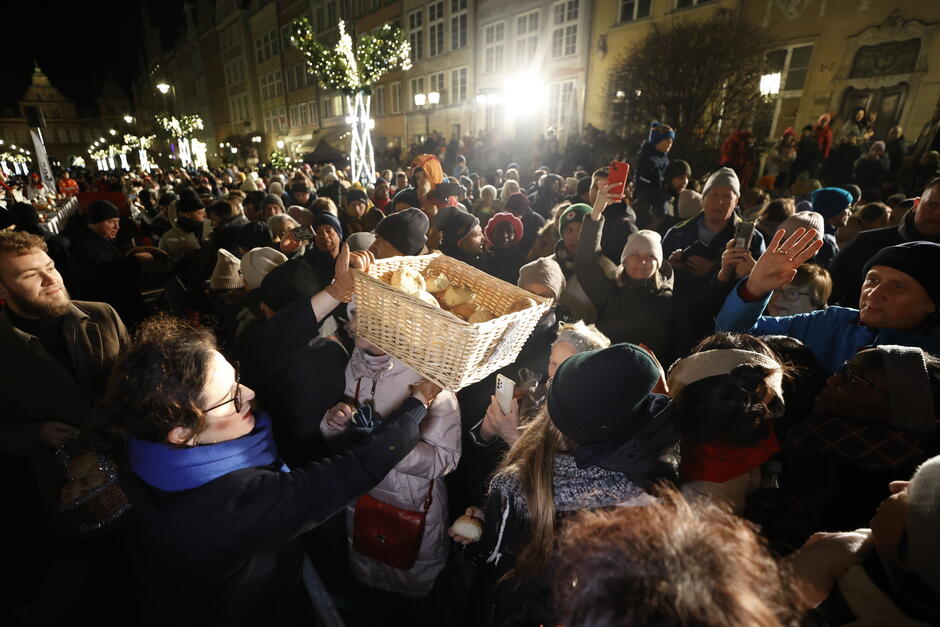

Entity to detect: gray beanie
[621,229,663,266]
[518,257,566,300]
[907,455,940,602]
[702,167,741,198]
[777,211,825,243]
[677,189,703,219]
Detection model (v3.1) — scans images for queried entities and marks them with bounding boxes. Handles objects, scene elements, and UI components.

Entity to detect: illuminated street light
[109,129,117,136]
[156,82,171,94]
[759,73,782,98]
[276,140,285,149]
[123,115,134,124]
[413,93,426,107]
[427,91,440,105]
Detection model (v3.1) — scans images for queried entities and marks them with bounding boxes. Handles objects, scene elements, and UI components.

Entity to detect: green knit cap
[558,203,592,238]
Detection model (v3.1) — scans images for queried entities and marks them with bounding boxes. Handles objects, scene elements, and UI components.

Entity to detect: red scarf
[680,432,780,483]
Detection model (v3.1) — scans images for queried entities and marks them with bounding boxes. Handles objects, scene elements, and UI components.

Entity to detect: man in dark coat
[828,177,940,307]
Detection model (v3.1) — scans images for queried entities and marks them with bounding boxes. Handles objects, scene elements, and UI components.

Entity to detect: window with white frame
[408,10,424,61]
[429,2,444,57]
[298,102,309,125]
[429,72,446,105]
[289,104,300,127]
[760,43,814,138]
[320,98,332,120]
[410,77,425,110]
[332,96,344,116]
[280,24,291,51]
[374,85,386,116]
[619,0,650,22]
[230,94,249,125]
[307,101,318,125]
[451,0,467,51]
[547,80,576,129]
[276,106,286,132]
[390,81,402,114]
[260,74,270,99]
[551,0,579,58]
[676,0,713,8]
[272,70,283,97]
[516,11,539,64]
[286,65,298,91]
[450,67,467,104]
[484,22,505,73]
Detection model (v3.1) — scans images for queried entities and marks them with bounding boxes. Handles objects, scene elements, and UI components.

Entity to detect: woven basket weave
[352,252,551,391]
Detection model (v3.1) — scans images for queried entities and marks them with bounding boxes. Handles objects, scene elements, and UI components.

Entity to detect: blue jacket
[715,280,940,373]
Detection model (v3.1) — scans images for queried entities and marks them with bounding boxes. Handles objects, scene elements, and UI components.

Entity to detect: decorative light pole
[292,18,411,185]
[413,91,440,140]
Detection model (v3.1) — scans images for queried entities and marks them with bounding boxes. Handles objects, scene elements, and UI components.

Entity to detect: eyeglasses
[779,287,814,302]
[838,361,886,393]
[204,362,242,414]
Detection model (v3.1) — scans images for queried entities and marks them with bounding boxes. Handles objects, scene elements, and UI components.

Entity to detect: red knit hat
[484,211,523,246]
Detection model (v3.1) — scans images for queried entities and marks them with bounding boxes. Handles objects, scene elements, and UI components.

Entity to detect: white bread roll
[450,515,483,541]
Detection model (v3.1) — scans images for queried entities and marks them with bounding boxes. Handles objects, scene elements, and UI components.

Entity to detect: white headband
[667,349,783,400]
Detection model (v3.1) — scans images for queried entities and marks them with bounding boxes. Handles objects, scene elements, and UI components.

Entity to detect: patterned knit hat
[209,249,244,290]
[777,211,824,243]
[557,204,591,238]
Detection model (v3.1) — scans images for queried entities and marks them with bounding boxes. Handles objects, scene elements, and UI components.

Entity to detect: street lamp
[156,83,170,95]
[413,91,440,139]
[109,129,117,136]
[276,140,285,149]
[123,114,134,124]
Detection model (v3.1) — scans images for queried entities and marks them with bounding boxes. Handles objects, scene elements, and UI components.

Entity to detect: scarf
[127,411,287,492]
[680,431,780,483]
[350,348,394,381]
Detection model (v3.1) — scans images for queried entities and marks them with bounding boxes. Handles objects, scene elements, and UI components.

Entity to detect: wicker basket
[352,252,551,391]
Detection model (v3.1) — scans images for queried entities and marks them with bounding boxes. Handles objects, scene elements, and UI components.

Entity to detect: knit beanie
[87,200,121,224]
[269,181,283,197]
[870,140,886,154]
[391,187,419,209]
[621,229,663,266]
[777,211,825,242]
[209,249,244,290]
[504,192,531,215]
[548,343,662,445]
[312,212,343,240]
[158,192,178,207]
[441,210,480,248]
[664,159,692,181]
[374,207,429,256]
[906,454,940,602]
[346,188,368,205]
[484,212,524,246]
[796,199,813,213]
[702,167,741,198]
[677,189,703,219]
[557,204,591,238]
[258,258,320,313]
[648,121,676,146]
[177,188,205,214]
[263,193,285,211]
[518,257,566,300]
[346,231,376,252]
[576,176,592,197]
[241,246,288,290]
[811,187,853,219]
[237,221,274,252]
[864,241,940,307]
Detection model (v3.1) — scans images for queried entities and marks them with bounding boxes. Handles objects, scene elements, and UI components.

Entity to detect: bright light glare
[502,74,546,116]
[760,72,781,97]
[123,115,133,124]
[156,82,170,94]
[413,93,426,107]
[475,94,486,105]
[428,91,440,105]
[276,140,285,149]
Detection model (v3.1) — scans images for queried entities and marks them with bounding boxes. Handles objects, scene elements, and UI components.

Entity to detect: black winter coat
[121,397,427,627]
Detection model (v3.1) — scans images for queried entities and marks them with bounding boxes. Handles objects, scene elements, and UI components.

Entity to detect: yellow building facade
[585,0,940,146]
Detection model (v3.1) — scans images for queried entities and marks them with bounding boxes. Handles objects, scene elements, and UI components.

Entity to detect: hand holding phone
[608,161,630,195]
[291,226,315,242]
[733,222,755,250]
[495,374,516,415]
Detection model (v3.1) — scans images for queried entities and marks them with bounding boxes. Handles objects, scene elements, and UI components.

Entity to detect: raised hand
[718,239,756,283]
[745,228,823,298]
[326,243,355,302]
[591,180,625,221]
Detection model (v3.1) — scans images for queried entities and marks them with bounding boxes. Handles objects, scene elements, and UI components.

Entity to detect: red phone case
[608,161,630,194]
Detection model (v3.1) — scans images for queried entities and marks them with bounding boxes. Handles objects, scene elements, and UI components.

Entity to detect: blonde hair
[553,321,610,353]
[497,408,575,580]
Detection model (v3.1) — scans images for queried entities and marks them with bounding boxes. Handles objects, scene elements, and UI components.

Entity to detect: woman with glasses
[766,263,832,317]
[106,248,443,626]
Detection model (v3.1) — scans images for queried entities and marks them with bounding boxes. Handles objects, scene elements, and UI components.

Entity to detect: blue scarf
[127,411,288,492]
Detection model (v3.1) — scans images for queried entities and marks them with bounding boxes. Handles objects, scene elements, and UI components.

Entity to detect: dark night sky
[0,0,186,112]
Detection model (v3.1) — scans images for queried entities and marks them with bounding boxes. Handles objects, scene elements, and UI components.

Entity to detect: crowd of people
[2,105,940,627]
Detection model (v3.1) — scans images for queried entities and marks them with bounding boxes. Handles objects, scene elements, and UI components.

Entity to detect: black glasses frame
[839,361,886,393]
[204,362,242,414]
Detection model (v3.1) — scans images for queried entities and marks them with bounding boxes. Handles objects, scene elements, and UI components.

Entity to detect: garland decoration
[290,18,411,95]
[269,149,291,170]
[155,114,205,138]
